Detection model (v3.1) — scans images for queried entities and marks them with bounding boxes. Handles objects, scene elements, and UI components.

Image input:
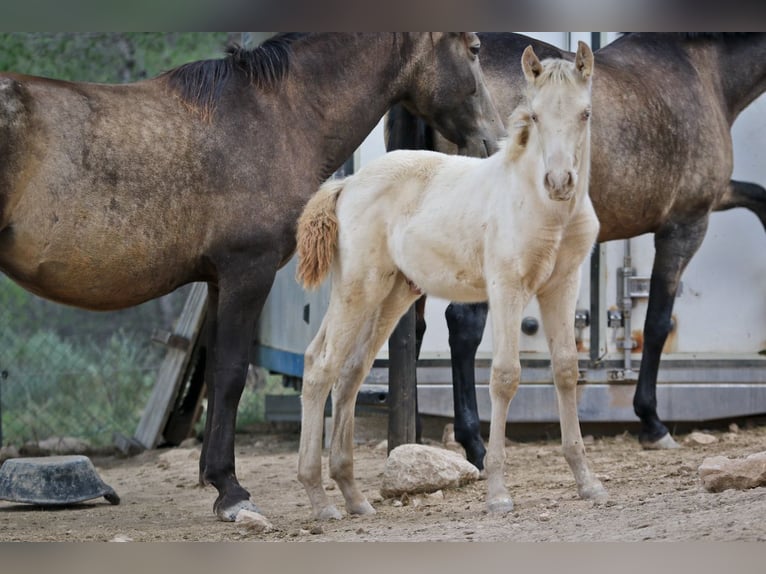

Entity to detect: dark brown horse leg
[413,295,427,443]
[445,302,489,469]
[199,263,278,521]
[634,218,708,449]
[715,180,766,231]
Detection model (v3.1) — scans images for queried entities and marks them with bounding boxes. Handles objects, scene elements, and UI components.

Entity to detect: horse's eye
[582,108,591,121]
[530,112,539,122]
[469,43,480,56]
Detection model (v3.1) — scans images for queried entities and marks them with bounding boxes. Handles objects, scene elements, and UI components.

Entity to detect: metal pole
[387,305,417,453]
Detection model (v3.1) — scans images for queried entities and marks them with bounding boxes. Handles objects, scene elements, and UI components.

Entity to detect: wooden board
[134,282,208,449]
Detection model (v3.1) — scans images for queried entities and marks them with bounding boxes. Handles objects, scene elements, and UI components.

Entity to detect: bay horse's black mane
[162,32,308,115]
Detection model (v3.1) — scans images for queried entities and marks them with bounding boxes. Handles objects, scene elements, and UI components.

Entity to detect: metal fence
[0,275,190,451]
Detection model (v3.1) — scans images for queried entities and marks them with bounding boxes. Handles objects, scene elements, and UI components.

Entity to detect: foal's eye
[530,112,539,122]
[469,43,481,56]
[582,108,592,121]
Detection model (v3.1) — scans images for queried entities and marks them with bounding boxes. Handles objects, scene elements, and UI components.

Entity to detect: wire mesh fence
[0,275,190,451]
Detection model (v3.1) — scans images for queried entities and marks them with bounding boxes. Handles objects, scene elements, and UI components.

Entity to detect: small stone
[109,534,133,542]
[234,509,274,533]
[684,431,718,445]
[728,423,740,433]
[309,525,324,535]
[699,451,766,492]
[380,444,480,498]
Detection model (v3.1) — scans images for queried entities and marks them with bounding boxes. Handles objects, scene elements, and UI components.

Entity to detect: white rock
[234,509,274,532]
[698,451,766,492]
[684,431,718,445]
[380,443,480,498]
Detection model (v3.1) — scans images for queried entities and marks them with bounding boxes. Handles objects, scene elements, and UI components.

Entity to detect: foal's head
[521,41,594,201]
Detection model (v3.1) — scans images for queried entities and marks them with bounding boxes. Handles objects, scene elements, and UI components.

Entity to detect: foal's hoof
[216,498,261,522]
[578,481,608,502]
[347,500,376,516]
[641,432,681,450]
[486,497,514,514]
[316,505,343,521]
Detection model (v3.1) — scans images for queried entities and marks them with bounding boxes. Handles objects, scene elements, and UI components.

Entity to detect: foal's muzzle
[544,169,577,201]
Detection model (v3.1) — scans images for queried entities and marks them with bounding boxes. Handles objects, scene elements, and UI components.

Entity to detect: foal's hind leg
[329,277,419,515]
[538,275,607,501]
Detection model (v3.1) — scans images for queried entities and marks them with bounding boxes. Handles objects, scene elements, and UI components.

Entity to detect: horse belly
[0,220,195,310]
[391,226,487,303]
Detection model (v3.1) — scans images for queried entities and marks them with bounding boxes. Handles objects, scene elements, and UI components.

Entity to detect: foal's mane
[161,33,307,116]
[534,58,580,87]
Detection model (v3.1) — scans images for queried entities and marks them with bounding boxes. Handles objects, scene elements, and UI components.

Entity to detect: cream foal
[296,42,607,519]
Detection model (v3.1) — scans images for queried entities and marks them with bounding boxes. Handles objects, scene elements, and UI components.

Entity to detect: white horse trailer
[254,33,766,427]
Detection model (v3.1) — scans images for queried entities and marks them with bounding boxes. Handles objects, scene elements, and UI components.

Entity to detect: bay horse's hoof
[216,498,261,522]
[316,505,343,521]
[641,432,681,450]
[486,497,514,514]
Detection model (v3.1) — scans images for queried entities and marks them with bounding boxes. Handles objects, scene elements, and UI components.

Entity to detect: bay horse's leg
[445,302,488,470]
[199,259,279,521]
[635,218,708,449]
[483,287,524,514]
[538,275,607,501]
[329,278,418,515]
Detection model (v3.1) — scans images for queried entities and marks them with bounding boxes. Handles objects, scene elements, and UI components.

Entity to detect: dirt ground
[2,419,766,542]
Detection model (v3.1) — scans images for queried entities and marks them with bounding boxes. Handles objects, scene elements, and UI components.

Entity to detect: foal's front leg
[538,275,607,501]
[484,288,525,513]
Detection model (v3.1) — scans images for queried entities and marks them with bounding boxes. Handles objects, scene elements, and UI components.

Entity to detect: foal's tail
[296,179,345,289]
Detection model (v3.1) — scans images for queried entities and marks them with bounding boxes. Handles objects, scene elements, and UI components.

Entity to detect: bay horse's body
[296,44,605,517]
[0,33,504,521]
[387,33,766,467]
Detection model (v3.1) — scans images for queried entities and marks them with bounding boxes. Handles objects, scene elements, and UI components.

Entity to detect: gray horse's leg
[634,218,708,449]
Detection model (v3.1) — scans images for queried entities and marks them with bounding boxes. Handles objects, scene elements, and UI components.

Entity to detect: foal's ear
[521,45,543,82]
[575,41,594,81]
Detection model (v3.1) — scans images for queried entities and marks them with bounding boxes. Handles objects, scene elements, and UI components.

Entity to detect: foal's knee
[489,361,521,401]
[551,350,579,390]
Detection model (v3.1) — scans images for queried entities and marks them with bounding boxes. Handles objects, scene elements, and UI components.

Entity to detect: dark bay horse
[0,33,504,520]
[387,32,766,468]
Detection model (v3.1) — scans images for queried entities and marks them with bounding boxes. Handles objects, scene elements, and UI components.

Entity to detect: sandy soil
[2,421,766,542]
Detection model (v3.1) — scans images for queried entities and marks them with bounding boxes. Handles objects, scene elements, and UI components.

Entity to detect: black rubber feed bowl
[0,455,120,506]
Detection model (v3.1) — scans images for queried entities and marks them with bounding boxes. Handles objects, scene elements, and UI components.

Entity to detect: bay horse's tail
[296,179,345,289]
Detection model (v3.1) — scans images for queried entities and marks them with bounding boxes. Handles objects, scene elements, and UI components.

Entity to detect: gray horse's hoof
[641,432,681,450]
[486,497,514,514]
[217,498,261,522]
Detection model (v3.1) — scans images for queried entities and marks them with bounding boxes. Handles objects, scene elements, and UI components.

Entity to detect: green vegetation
[0,33,232,83]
